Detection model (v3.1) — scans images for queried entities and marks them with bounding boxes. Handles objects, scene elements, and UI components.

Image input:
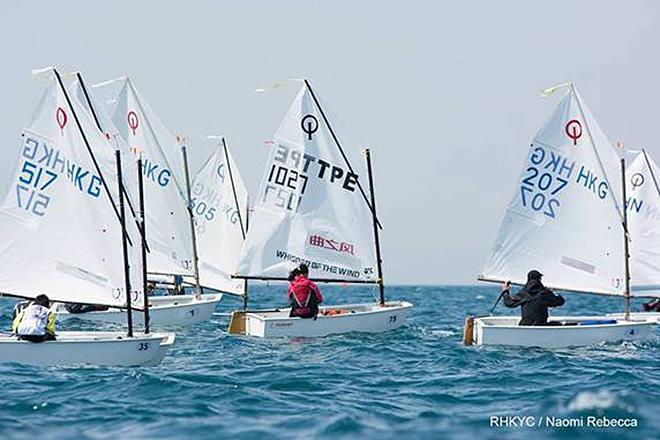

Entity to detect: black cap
[34,294,50,307]
[527,270,543,280]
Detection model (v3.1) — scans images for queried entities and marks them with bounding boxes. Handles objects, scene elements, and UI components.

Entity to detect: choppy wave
[0,285,658,439]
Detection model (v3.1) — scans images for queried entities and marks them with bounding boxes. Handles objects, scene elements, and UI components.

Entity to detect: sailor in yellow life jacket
[12,294,56,342]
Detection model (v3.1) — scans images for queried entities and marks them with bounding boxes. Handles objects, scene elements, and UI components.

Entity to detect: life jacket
[16,303,49,336]
[14,303,56,336]
[290,286,319,319]
[11,300,30,332]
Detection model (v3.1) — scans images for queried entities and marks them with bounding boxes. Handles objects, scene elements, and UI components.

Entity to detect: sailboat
[227,80,412,338]
[192,136,249,300]
[0,68,173,366]
[608,149,660,323]
[465,83,655,348]
[56,77,222,326]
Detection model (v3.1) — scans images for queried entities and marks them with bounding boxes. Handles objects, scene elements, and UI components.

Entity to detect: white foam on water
[567,390,616,411]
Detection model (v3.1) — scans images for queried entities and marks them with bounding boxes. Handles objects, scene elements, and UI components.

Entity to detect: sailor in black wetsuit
[502,270,565,326]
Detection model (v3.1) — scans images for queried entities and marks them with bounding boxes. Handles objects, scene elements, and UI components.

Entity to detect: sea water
[0,285,658,439]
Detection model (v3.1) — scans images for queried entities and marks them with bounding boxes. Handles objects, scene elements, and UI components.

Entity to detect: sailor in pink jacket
[287,264,323,318]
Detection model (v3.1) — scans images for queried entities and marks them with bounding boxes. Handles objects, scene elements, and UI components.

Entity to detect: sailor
[12,294,56,342]
[172,275,184,295]
[288,264,323,319]
[502,270,565,326]
[642,298,660,312]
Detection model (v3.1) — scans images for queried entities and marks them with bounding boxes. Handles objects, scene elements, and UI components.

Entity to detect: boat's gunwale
[474,315,654,330]
[0,331,175,344]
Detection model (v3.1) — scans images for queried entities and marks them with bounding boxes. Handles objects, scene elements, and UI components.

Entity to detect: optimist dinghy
[465,83,655,348]
[56,293,223,326]
[0,68,173,366]
[228,80,413,338]
[606,149,660,324]
[55,77,230,326]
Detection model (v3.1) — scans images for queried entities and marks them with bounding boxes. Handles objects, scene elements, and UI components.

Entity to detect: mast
[365,149,385,306]
[116,150,134,337]
[180,140,202,299]
[243,199,250,310]
[221,137,249,310]
[621,158,631,320]
[137,156,150,333]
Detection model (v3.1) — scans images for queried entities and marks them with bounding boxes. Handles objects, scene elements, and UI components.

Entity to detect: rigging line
[222,137,247,239]
[641,149,660,199]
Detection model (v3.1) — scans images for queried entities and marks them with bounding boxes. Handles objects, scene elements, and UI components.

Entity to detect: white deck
[0,331,175,366]
[243,301,413,338]
[472,315,654,348]
[56,293,222,327]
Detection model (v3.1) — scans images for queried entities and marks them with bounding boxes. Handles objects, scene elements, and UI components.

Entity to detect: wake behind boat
[228,80,413,337]
[465,83,655,348]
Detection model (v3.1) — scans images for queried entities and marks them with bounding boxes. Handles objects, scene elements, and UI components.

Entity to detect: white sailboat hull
[241,301,412,338]
[606,312,660,323]
[0,331,174,366]
[471,315,653,348]
[56,294,222,327]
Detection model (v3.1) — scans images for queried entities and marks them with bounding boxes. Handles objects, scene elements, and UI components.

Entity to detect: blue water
[1,285,658,440]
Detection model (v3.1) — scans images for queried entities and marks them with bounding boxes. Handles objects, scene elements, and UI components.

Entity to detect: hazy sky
[1,1,659,285]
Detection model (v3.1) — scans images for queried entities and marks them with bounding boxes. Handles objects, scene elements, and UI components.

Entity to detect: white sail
[0,71,143,308]
[72,76,139,205]
[625,150,660,296]
[191,142,248,295]
[69,77,145,305]
[236,84,378,282]
[111,78,194,276]
[481,85,625,296]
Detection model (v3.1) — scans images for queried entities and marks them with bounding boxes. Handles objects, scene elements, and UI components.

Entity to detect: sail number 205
[520,167,568,219]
